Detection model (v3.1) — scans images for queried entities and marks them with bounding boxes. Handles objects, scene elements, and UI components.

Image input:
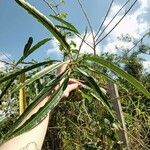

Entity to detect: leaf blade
[84,55,150,99]
[23,37,33,56]
[17,38,51,65]
[7,77,69,141]
[0,60,57,84]
[15,0,70,51]
[13,61,66,92]
[77,68,115,121]
[2,70,68,143]
[50,15,79,34]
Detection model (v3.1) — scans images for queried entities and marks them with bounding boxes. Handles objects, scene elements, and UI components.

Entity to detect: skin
[0,79,81,150]
[0,62,81,150]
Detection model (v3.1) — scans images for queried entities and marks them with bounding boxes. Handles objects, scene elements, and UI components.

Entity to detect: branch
[43,0,58,15]
[96,0,138,46]
[95,0,114,39]
[77,0,96,54]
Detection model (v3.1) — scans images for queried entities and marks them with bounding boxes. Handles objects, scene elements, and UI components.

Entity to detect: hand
[56,60,81,98]
[62,78,81,98]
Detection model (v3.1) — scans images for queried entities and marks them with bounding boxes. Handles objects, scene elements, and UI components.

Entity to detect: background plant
[0,0,150,150]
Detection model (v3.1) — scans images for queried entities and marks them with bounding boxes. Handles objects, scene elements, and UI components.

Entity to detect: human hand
[62,78,81,98]
[54,60,82,99]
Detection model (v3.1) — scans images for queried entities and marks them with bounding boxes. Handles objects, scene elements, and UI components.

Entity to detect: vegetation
[0,0,150,149]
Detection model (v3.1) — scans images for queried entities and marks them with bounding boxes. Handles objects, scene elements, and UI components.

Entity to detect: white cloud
[47,1,150,59]
[139,0,150,10]
[47,40,63,59]
[0,55,6,70]
[0,62,5,70]
[0,53,11,71]
[103,0,150,53]
[143,61,150,70]
[47,33,102,56]
[68,33,101,54]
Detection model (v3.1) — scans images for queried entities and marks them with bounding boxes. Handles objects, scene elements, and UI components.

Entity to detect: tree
[0,0,150,149]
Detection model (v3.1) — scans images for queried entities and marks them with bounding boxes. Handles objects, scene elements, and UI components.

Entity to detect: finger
[67,83,79,91]
[62,91,69,98]
[62,83,79,98]
[68,79,83,86]
[68,79,80,84]
[57,60,71,75]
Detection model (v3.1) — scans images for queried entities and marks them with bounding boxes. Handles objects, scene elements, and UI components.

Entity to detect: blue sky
[0,0,109,60]
[0,0,150,69]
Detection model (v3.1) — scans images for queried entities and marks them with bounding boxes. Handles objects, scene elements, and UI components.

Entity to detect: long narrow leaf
[2,70,68,143]
[13,61,66,92]
[17,38,51,65]
[81,64,116,84]
[84,55,150,99]
[6,77,69,142]
[56,25,79,34]
[0,60,57,84]
[23,37,33,56]
[90,92,115,121]
[0,38,51,100]
[77,68,115,121]
[81,90,115,121]
[77,68,111,108]
[50,15,79,34]
[15,0,70,51]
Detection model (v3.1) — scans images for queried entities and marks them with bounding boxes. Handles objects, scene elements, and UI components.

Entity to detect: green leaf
[13,61,66,92]
[56,25,79,34]
[1,71,68,143]
[17,38,51,65]
[6,77,69,141]
[81,64,116,84]
[0,60,57,84]
[84,55,150,99]
[90,92,115,121]
[27,38,50,55]
[81,89,115,122]
[77,68,110,107]
[77,68,115,121]
[50,15,79,34]
[23,37,33,56]
[0,78,15,101]
[15,0,70,51]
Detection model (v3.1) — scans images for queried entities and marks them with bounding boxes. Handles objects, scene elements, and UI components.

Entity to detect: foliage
[0,0,150,150]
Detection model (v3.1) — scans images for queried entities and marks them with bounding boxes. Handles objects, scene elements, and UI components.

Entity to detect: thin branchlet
[95,0,114,39]
[76,27,88,59]
[43,0,58,15]
[77,0,96,54]
[127,31,150,52]
[96,0,138,46]
[96,0,131,42]
[96,0,131,41]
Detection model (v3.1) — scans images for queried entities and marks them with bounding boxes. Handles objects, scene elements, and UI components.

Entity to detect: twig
[43,0,58,15]
[127,32,149,52]
[53,0,60,14]
[96,0,138,46]
[95,0,114,39]
[0,60,11,65]
[76,27,88,59]
[75,34,93,50]
[96,0,131,44]
[77,0,94,38]
[0,51,13,63]
[77,0,96,54]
